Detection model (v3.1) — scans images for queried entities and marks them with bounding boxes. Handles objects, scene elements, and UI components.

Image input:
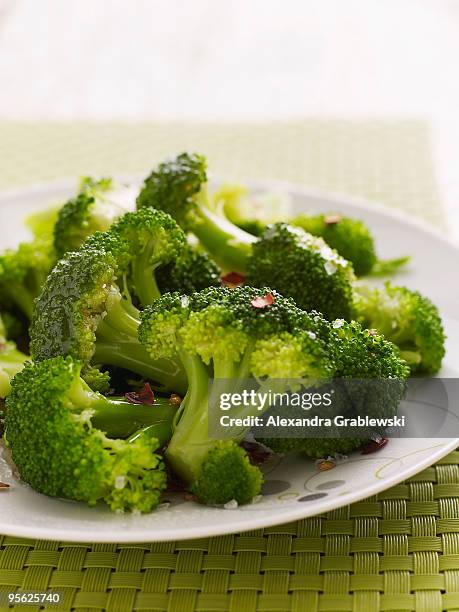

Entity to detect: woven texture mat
[0,120,457,612]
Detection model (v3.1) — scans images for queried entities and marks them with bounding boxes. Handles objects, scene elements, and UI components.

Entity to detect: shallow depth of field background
[0,0,458,235]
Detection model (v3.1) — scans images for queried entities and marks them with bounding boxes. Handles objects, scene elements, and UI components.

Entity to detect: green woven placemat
[0,120,457,612]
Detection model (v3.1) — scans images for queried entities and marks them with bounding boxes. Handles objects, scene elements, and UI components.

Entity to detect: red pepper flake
[315,459,336,471]
[169,393,182,407]
[125,383,155,406]
[324,214,342,225]
[221,271,246,288]
[361,437,388,454]
[183,492,197,502]
[242,440,273,465]
[251,293,275,309]
[0,482,10,489]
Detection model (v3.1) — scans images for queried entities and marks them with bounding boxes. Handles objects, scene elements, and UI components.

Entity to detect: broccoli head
[156,244,221,294]
[30,208,189,394]
[136,152,208,230]
[353,281,445,374]
[292,212,409,277]
[5,356,178,512]
[54,177,136,258]
[0,237,55,321]
[139,286,334,505]
[260,315,409,459]
[137,153,256,273]
[247,224,355,321]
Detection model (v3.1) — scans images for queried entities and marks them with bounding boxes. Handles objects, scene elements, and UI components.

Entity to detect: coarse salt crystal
[181,296,190,308]
[324,261,337,275]
[332,319,345,329]
[224,499,238,509]
[307,331,317,340]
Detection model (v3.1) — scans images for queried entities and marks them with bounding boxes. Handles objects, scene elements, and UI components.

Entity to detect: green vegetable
[0,237,55,321]
[217,184,408,277]
[54,177,135,258]
[139,286,334,505]
[261,317,409,459]
[214,183,292,237]
[25,205,61,240]
[156,244,221,295]
[353,281,445,374]
[5,356,177,512]
[30,207,189,394]
[247,223,355,321]
[137,153,355,320]
[0,313,28,398]
[291,213,377,276]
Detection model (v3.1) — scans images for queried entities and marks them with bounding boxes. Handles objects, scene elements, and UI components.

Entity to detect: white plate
[0,179,458,543]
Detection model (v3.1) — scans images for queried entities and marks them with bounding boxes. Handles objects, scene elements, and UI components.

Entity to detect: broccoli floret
[54,177,136,258]
[139,286,334,505]
[260,315,409,459]
[137,154,356,319]
[214,183,292,237]
[5,356,178,512]
[0,237,55,321]
[291,213,409,277]
[156,245,221,294]
[353,281,445,374]
[30,208,188,394]
[0,313,28,399]
[137,153,256,273]
[247,224,355,321]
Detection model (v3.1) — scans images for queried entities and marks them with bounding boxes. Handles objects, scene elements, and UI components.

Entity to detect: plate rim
[0,178,457,542]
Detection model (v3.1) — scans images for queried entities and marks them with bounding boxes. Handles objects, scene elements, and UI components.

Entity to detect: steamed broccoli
[0,313,28,398]
[30,207,189,393]
[214,183,292,237]
[137,153,355,320]
[247,223,355,321]
[139,286,334,505]
[292,213,409,277]
[260,317,409,459]
[0,237,55,321]
[54,177,136,258]
[353,281,445,374]
[5,356,178,512]
[156,244,221,294]
[215,184,408,277]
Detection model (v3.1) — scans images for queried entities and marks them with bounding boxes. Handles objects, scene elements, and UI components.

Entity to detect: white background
[0,0,458,237]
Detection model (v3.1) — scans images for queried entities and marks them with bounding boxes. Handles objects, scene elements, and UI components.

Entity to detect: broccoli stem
[369,256,410,277]
[166,350,256,484]
[0,344,28,398]
[399,349,422,366]
[0,370,10,398]
[191,204,255,273]
[127,420,174,448]
[131,242,162,307]
[5,285,35,321]
[93,340,187,394]
[94,290,187,394]
[99,290,141,339]
[67,375,177,440]
[165,350,211,482]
